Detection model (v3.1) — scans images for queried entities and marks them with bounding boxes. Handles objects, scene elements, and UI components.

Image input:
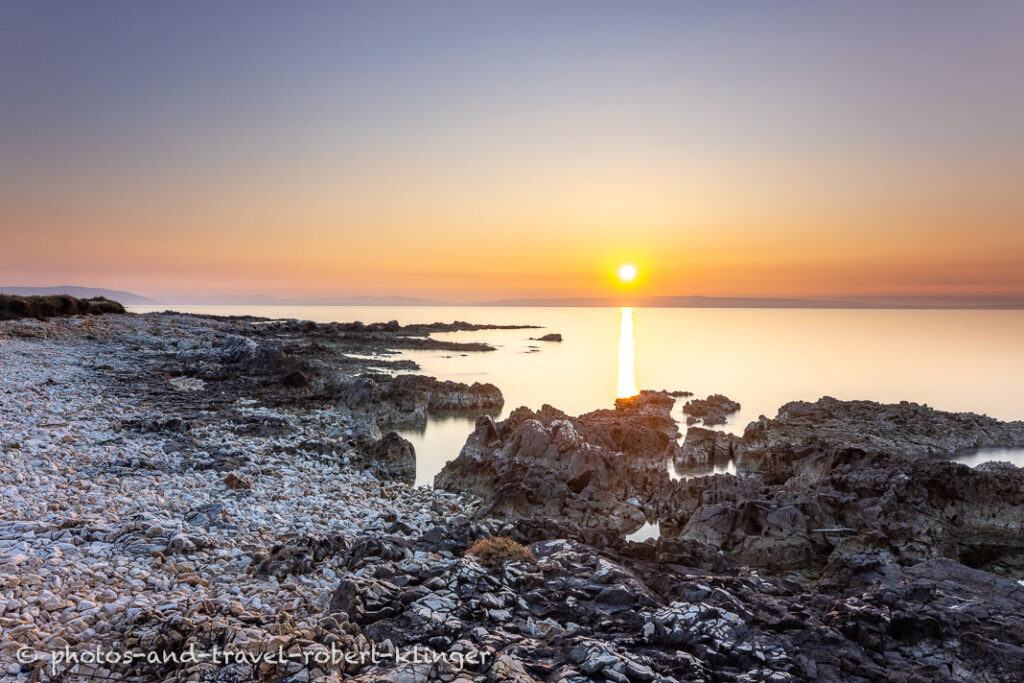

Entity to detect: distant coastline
[4,286,1023,309]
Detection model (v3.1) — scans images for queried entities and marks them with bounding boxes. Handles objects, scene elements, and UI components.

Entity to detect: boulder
[366,432,416,484]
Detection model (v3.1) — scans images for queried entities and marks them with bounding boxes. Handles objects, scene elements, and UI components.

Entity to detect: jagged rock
[675,427,738,470]
[376,374,504,411]
[663,444,1024,572]
[281,368,309,387]
[231,414,293,436]
[10,311,1024,683]
[336,376,383,406]
[435,392,681,532]
[183,503,235,529]
[329,578,364,618]
[683,394,741,426]
[666,390,694,398]
[257,533,348,579]
[435,392,1024,575]
[335,374,504,427]
[345,535,410,569]
[186,333,311,384]
[123,416,191,433]
[365,432,416,483]
[739,396,1024,459]
[487,654,537,682]
[819,550,903,593]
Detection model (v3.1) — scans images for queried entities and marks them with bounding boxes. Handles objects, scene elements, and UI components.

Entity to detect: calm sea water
[129,305,1024,484]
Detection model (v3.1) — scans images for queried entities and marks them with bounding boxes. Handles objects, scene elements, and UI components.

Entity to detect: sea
[128,305,1024,485]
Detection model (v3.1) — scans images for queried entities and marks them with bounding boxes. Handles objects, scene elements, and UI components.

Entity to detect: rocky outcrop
[253,317,539,354]
[531,333,562,342]
[683,393,741,426]
[179,333,313,387]
[159,315,515,427]
[675,426,739,470]
[738,396,1024,460]
[314,516,1024,682]
[256,533,349,579]
[437,394,1024,576]
[659,398,1024,572]
[665,389,694,398]
[660,446,1024,573]
[379,374,504,412]
[261,318,538,336]
[11,312,1024,682]
[435,392,682,532]
[364,431,416,483]
[335,373,504,427]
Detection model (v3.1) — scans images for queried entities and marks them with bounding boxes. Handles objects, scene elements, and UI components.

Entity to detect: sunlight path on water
[616,306,637,398]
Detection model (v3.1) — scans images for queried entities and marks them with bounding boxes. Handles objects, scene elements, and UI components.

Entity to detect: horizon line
[5,286,1023,310]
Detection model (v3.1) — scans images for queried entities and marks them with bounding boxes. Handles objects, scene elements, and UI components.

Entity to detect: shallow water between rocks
[130,305,1024,489]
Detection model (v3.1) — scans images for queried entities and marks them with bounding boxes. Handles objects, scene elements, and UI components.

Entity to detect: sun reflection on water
[617,306,638,398]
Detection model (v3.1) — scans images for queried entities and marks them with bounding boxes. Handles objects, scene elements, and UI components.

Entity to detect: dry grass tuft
[466,536,535,568]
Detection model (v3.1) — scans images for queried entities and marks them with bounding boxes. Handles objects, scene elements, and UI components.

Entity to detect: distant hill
[845,294,1024,309]
[0,286,158,305]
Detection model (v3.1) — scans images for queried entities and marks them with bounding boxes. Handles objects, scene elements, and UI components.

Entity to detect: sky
[1,1,1022,301]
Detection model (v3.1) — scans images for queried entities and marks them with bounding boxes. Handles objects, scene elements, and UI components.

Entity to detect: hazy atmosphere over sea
[2,1,1023,304]
[3,3,1024,682]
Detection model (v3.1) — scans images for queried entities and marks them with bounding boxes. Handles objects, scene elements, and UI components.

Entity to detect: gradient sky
[2,1,1022,300]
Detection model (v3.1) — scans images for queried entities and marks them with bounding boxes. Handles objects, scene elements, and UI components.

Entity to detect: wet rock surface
[3,314,1024,682]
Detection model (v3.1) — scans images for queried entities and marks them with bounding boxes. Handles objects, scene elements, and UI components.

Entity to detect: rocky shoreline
[3,312,1024,682]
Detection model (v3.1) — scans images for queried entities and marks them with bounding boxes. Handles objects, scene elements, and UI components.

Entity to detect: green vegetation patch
[0,294,126,320]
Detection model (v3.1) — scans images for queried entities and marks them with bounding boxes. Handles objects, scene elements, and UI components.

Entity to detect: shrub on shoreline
[466,537,535,568]
[0,294,126,320]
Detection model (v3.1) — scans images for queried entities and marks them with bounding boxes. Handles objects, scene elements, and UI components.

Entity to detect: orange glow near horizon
[3,4,1023,302]
[4,155,1022,301]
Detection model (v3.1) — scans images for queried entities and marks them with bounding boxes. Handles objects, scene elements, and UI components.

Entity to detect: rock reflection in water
[668,457,738,481]
[952,447,1024,469]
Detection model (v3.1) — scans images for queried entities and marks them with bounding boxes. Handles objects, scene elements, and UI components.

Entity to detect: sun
[617,263,637,283]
